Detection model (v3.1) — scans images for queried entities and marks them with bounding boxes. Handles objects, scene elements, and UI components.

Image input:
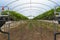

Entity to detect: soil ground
[0,20,60,40]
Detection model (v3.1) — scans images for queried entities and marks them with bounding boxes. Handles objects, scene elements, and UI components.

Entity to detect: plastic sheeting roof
[0,0,60,19]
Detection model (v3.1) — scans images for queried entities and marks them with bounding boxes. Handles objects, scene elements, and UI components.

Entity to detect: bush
[1,10,28,21]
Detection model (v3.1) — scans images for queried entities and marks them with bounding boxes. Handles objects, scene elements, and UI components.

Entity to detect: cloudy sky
[0,0,60,19]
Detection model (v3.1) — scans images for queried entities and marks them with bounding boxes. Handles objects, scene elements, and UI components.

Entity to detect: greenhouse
[0,0,60,40]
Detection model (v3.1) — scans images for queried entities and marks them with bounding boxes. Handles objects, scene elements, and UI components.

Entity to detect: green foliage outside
[33,7,60,20]
[1,10,28,21]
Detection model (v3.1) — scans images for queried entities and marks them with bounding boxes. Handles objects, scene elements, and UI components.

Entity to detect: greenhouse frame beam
[12,2,52,10]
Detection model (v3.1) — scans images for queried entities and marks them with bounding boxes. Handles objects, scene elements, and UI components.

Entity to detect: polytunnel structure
[0,0,60,40]
[0,0,59,18]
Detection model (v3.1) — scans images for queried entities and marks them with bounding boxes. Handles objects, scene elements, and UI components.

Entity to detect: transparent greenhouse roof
[0,0,60,19]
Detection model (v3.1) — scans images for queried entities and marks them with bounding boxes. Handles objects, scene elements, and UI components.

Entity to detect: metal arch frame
[20,9,41,13]
[48,0,60,6]
[17,8,44,13]
[18,9,43,17]
[4,0,60,10]
[5,0,19,6]
[14,6,47,10]
[12,2,52,10]
[15,6,47,11]
[1,0,59,10]
[5,0,58,9]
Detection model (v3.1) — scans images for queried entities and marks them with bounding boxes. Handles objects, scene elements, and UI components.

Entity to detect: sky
[0,0,60,19]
